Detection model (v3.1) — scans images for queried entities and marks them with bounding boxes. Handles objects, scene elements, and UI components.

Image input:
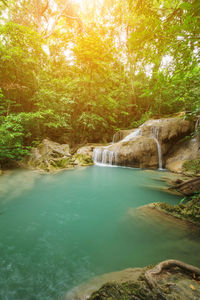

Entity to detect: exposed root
[145,259,200,289]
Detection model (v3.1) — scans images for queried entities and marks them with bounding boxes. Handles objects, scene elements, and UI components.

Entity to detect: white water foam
[93,120,164,170]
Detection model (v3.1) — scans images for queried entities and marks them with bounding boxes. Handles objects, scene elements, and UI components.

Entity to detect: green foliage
[183,159,200,175]
[127,0,200,117]
[159,194,200,225]
[0,0,199,164]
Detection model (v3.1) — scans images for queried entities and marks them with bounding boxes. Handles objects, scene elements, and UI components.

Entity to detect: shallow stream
[0,166,199,299]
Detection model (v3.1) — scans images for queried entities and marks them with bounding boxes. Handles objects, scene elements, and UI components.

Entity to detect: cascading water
[121,128,142,142]
[93,147,118,166]
[151,127,163,170]
[195,118,199,131]
[192,118,200,143]
[112,131,122,144]
[93,120,163,170]
[93,148,102,163]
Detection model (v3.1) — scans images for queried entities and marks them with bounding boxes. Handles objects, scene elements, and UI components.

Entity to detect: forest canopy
[0,0,199,165]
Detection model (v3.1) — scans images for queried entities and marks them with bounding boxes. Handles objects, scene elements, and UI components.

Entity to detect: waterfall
[114,152,118,165]
[151,127,163,170]
[112,131,122,143]
[192,118,200,143]
[109,151,114,165]
[195,118,199,131]
[121,128,141,142]
[93,120,164,169]
[93,148,102,164]
[102,149,109,164]
[93,147,118,166]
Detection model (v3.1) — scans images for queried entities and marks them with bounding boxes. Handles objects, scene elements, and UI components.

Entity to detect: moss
[74,154,94,166]
[183,159,200,175]
[53,158,71,168]
[158,196,200,225]
[88,281,154,300]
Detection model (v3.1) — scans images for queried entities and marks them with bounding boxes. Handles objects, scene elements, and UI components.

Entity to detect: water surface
[0,166,199,299]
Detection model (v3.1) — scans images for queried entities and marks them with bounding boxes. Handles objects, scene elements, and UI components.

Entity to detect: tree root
[145,259,200,289]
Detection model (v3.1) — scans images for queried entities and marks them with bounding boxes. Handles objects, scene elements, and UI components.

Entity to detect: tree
[6,0,82,38]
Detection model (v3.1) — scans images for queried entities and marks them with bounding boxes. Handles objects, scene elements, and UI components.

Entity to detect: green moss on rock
[158,195,200,225]
[74,154,94,166]
[89,281,155,300]
[183,159,200,175]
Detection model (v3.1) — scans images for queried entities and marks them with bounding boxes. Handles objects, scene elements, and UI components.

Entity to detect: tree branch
[43,9,83,39]
[41,0,49,16]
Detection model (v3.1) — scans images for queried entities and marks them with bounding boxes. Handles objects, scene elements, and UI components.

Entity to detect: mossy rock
[88,261,200,300]
[74,154,94,166]
[89,281,155,300]
[183,159,200,175]
[158,196,200,225]
[53,158,71,168]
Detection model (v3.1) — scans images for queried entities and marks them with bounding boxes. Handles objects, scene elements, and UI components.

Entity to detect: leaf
[179,2,192,10]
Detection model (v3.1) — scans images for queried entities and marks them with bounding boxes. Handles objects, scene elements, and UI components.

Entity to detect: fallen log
[171,177,200,195]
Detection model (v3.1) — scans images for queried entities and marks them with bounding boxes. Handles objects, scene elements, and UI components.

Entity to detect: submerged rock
[64,268,145,300]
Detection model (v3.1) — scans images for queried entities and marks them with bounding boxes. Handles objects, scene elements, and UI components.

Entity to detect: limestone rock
[95,117,193,169]
[22,139,72,172]
[73,153,94,166]
[65,268,144,300]
[109,137,159,168]
[112,129,135,143]
[86,260,200,300]
[166,137,200,173]
[77,144,96,158]
[141,117,191,142]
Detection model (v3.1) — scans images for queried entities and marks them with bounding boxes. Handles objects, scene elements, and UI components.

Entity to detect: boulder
[22,139,72,172]
[109,137,159,168]
[73,153,94,166]
[77,144,97,158]
[97,117,193,169]
[166,136,200,173]
[141,117,191,142]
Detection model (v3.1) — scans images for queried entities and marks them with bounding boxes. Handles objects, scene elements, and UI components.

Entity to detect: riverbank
[87,260,200,300]
[131,202,200,230]
[141,170,200,227]
[64,168,200,300]
[65,259,200,300]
